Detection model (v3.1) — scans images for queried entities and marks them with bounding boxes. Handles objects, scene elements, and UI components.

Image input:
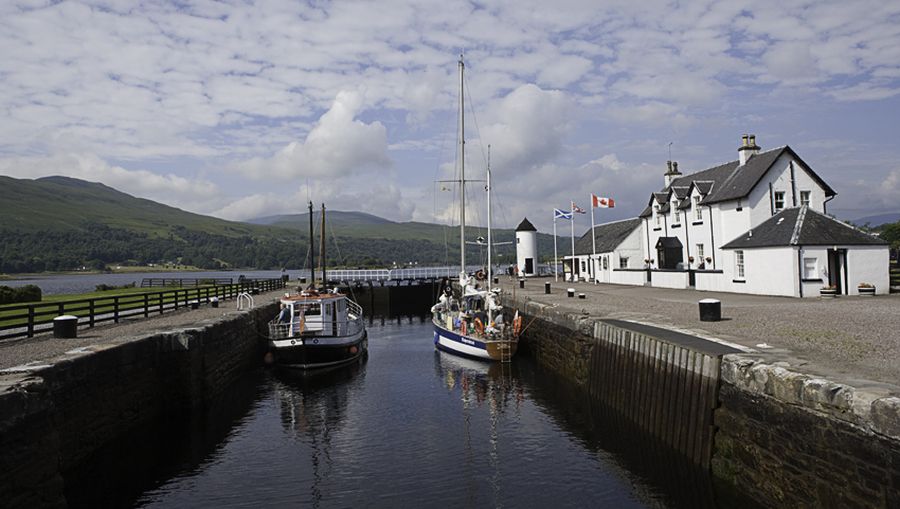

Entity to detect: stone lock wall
[713,356,900,508]
[0,302,277,508]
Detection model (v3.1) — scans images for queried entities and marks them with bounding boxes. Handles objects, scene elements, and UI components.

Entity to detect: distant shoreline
[0,266,231,280]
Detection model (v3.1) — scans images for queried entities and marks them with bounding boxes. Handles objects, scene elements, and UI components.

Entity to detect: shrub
[0,284,42,304]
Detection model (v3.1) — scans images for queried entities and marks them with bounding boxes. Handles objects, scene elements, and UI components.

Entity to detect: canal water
[65,318,718,508]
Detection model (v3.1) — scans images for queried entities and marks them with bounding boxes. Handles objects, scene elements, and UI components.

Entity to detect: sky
[1,0,899,234]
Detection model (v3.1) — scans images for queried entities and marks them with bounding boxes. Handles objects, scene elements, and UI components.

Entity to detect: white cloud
[231,90,389,179]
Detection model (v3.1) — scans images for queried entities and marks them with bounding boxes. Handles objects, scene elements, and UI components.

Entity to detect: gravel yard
[0,289,285,371]
[499,278,900,390]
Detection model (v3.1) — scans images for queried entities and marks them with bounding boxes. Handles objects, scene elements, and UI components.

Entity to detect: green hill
[0,175,279,237]
[0,175,559,273]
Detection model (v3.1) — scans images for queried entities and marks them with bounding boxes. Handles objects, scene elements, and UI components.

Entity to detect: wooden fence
[0,278,285,341]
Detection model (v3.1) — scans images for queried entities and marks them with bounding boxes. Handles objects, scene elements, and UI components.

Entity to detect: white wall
[611,269,647,285]
[746,152,827,229]
[724,246,798,296]
[846,246,890,295]
[694,271,728,292]
[650,270,690,289]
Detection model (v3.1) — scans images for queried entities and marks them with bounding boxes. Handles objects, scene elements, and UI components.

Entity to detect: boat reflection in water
[433,350,525,504]
[271,357,367,508]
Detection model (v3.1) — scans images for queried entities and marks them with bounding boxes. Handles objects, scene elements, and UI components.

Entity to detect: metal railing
[324,268,453,282]
[0,278,286,341]
[140,277,233,287]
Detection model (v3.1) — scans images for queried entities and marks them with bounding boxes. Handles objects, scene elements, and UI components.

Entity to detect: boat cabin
[281,291,348,337]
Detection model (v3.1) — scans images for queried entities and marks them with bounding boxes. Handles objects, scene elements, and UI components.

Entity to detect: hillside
[0,175,282,238]
[0,176,560,273]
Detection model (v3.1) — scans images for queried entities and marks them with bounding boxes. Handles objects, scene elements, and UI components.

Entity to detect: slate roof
[515,217,537,232]
[639,145,836,218]
[571,218,642,256]
[721,206,888,249]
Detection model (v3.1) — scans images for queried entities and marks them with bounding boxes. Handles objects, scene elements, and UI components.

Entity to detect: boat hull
[270,329,368,370]
[433,321,517,361]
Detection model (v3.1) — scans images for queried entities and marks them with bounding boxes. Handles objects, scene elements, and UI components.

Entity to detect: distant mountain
[249,211,396,229]
[0,176,560,273]
[851,213,900,228]
[0,175,282,238]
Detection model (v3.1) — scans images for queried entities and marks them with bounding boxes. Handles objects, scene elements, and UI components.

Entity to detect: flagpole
[570,202,576,282]
[553,214,559,282]
[590,195,596,283]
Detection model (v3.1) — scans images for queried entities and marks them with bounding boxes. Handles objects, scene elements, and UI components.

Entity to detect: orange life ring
[513,316,523,336]
[474,317,484,335]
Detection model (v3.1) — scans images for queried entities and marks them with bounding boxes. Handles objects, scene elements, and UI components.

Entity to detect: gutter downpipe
[797,246,804,298]
[708,205,716,269]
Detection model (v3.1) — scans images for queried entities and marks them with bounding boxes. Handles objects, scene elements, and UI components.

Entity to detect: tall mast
[320,203,327,286]
[458,54,466,275]
[309,200,315,287]
[486,144,492,291]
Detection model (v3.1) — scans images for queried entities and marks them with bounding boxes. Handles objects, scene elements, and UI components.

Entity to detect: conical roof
[516,217,537,232]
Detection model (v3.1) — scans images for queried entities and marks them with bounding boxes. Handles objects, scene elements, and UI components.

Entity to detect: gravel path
[0,290,285,371]
[498,278,900,390]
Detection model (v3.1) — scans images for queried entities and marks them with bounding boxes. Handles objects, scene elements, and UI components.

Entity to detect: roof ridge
[790,205,806,245]
[594,217,641,227]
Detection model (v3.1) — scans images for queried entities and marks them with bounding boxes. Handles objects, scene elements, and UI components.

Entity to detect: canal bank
[499,278,900,508]
[0,289,283,508]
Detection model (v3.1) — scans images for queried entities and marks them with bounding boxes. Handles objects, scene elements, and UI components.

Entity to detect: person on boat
[276,304,290,323]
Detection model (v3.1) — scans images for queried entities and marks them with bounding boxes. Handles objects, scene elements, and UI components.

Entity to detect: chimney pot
[666,160,672,172]
[741,134,749,147]
[673,161,679,173]
[749,134,756,147]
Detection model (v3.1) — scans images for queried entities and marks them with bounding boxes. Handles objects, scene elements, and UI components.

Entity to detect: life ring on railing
[474,317,484,335]
[475,270,486,281]
[512,316,523,336]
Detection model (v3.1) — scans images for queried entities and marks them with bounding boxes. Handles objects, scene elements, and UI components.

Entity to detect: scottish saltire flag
[554,208,573,220]
[571,201,586,214]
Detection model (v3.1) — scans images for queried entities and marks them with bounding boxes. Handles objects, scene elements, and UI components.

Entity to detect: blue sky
[1,0,899,233]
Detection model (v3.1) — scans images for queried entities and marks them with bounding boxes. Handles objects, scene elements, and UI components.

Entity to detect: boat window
[299,303,321,315]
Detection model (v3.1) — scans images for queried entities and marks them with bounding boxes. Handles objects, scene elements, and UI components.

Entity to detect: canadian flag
[592,194,615,208]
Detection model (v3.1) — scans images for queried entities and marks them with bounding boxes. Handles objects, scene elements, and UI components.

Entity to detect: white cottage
[563,218,642,283]
[578,135,889,297]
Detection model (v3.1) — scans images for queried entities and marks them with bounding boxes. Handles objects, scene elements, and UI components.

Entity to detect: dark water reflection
[65,319,725,508]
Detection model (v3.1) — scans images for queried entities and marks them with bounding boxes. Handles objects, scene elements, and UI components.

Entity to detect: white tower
[515,218,538,277]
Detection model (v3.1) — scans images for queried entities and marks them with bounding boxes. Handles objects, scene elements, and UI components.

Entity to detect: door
[827,249,845,294]
[525,258,534,275]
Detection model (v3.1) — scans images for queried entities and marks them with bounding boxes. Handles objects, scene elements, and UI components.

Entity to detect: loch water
[65,317,718,508]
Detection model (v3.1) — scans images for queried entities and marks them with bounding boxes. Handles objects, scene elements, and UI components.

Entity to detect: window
[517,237,520,244]
[774,191,785,212]
[800,191,811,206]
[803,257,817,279]
[696,244,704,260]
[581,260,586,272]
[654,205,661,226]
[619,257,628,269]
[603,257,608,270]
[674,210,680,223]
[693,196,702,220]
[735,251,745,279]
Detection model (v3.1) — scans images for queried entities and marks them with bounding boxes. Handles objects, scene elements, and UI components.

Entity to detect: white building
[515,217,538,277]
[565,135,889,297]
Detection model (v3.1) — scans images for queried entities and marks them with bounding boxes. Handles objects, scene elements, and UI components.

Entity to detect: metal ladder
[498,339,513,363]
[237,292,254,310]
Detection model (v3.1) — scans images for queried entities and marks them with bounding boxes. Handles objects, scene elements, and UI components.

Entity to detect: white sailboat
[431,55,520,362]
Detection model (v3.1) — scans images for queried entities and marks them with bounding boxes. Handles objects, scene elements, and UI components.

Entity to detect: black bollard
[578,293,586,299]
[699,299,721,321]
[519,278,525,289]
[567,288,575,298]
[493,277,499,285]
[53,315,78,338]
[545,282,551,294]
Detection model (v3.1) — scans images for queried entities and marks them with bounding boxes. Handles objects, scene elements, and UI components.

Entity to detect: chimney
[738,133,760,166]
[664,159,682,187]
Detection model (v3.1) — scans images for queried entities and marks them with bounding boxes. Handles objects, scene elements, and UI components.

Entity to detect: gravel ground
[0,289,285,371]
[498,278,900,391]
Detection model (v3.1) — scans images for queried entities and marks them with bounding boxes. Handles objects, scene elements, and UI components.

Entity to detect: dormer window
[693,196,702,221]
[774,191,785,212]
[674,209,680,224]
[800,191,810,206]
[654,205,661,226]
